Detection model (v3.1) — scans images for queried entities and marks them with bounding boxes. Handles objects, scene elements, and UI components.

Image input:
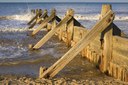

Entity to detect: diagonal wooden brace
[32,9,74,50]
[31,9,56,36]
[39,10,115,79]
[28,9,48,29]
[27,10,42,25]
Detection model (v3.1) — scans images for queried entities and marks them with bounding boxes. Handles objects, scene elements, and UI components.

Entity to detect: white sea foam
[74,14,128,21]
[11,13,34,21]
[0,28,33,32]
[2,12,128,22]
[74,14,100,20]
[0,46,27,59]
[59,14,128,21]
[0,13,128,33]
[115,16,128,21]
[0,12,34,21]
[0,12,35,32]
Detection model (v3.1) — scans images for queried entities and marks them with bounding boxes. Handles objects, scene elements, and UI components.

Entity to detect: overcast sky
[0,0,128,2]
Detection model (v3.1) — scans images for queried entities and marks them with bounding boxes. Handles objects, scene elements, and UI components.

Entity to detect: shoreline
[0,31,128,84]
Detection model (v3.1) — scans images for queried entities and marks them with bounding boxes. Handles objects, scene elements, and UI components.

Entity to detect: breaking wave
[11,13,34,21]
[0,12,35,32]
[0,12,128,32]
[1,13,128,22]
[0,12,34,21]
[74,14,100,20]
[74,14,128,21]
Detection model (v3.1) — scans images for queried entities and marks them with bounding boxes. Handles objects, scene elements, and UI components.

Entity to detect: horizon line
[0,2,128,3]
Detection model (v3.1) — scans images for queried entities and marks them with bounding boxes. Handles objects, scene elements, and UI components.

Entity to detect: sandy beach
[0,2,128,84]
[0,30,127,84]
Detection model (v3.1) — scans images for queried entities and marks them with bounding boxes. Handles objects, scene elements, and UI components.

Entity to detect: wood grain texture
[100,4,113,72]
[33,14,73,49]
[40,10,114,78]
[31,10,56,36]
[27,12,41,25]
[28,10,48,29]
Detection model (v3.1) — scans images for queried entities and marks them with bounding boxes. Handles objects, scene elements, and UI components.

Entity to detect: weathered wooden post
[47,9,62,32]
[31,9,56,36]
[36,9,39,17]
[36,9,42,23]
[45,8,57,31]
[66,9,74,47]
[38,9,48,24]
[100,4,113,74]
[29,9,48,29]
[31,9,74,50]
[58,9,74,42]
[36,9,43,23]
[39,67,47,78]
[39,10,114,78]
[47,23,52,31]
[39,9,42,15]
[36,9,42,20]
[58,24,66,41]
[28,9,42,25]
[31,9,35,14]
[51,9,57,29]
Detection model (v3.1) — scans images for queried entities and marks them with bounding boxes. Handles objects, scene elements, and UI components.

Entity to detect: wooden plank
[40,10,114,78]
[66,17,74,46]
[39,67,47,78]
[40,9,48,19]
[54,16,62,35]
[101,26,113,72]
[73,27,81,41]
[51,17,57,29]
[33,14,73,49]
[31,10,56,36]
[29,21,36,29]
[58,24,66,41]
[27,12,41,25]
[88,33,101,55]
[46,23,52,31]
[113,37,128,61]
[29,10,48,29]
[113,36,128,62]
[113,36,128,45]
[47,15,61,32]
[64,10,74,46]
[113,50,128,65]
[100,4,113,72]
[113,41,128,57]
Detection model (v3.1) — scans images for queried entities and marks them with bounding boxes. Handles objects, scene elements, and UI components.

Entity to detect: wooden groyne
[28,4,128,82]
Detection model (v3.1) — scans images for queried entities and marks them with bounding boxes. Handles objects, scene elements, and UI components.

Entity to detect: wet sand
[0,30,128,84]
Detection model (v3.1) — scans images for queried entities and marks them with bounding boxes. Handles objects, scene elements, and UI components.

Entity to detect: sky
[0,0,128,2]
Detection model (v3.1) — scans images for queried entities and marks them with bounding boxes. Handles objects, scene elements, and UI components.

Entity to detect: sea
[0,2,128,76]
[0,2,128,58]
[0,2,128,32]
